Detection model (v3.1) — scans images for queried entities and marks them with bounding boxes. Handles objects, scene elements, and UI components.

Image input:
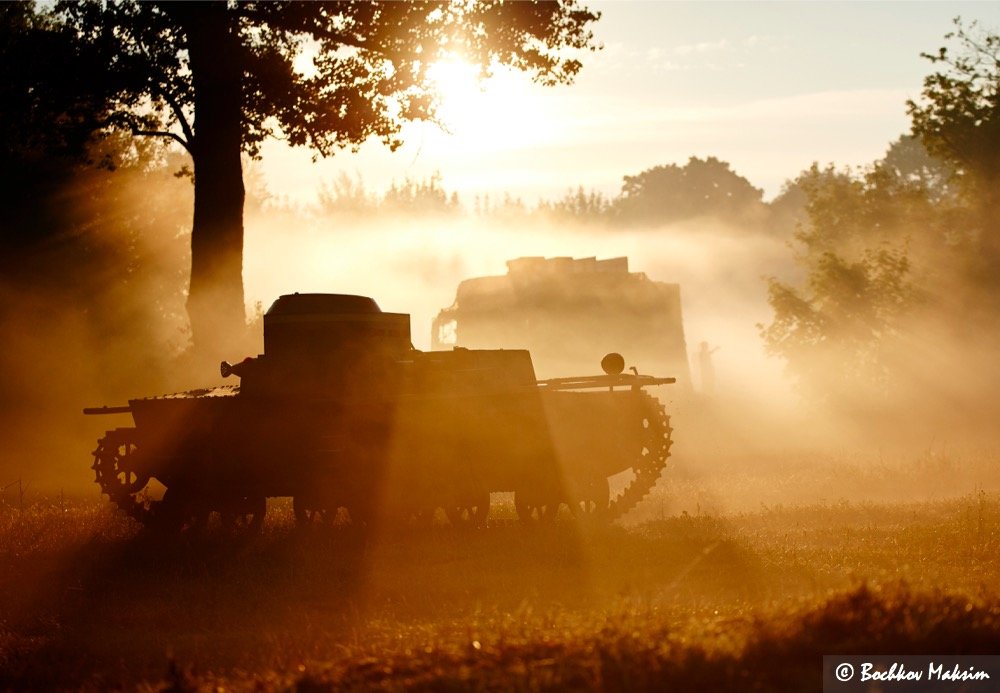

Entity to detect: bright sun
[427,59,485,128]
[424,59,552,152]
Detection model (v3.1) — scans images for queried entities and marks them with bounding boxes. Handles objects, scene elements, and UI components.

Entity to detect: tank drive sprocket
[605,391,673,520]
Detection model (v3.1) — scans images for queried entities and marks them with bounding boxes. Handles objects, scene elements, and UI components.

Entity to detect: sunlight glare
[425,59,555,153]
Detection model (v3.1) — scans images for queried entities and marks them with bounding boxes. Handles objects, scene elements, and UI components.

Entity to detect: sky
[259,1,1000,207]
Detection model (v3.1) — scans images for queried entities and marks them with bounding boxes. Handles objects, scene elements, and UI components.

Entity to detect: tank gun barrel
[83,405,132,415]
[536,374,675,391]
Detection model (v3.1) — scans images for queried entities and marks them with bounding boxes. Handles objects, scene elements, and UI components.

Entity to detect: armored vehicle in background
[432,256,692,386]
[85,293,674,531]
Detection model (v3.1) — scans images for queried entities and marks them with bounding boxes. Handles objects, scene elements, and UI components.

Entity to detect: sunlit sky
[260,1,1000,206]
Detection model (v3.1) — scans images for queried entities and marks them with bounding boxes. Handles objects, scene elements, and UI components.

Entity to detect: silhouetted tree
[613,156,766,227]
[778,146,954,264]
[908,18,1000,301]
[495,192,529,220]
[755,18,1000,428]
[54,1,600,355]
[2,4,195,393]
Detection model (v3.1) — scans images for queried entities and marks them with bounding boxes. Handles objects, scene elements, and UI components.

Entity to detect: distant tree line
[301,155,777,231]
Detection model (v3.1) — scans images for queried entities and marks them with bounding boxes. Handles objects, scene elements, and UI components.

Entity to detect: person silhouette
[698,341,720,396]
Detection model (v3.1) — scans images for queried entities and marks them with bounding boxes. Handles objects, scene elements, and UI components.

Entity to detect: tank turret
[222,293,411,397]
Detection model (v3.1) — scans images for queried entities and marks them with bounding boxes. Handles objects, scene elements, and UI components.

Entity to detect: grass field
[2,450,1000,691]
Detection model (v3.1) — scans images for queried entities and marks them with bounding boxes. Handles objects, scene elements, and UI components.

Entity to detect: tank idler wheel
[445,493,490,528]
[220,496,266,534]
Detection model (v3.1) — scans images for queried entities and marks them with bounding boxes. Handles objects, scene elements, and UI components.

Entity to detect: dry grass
[2,454,1000,691]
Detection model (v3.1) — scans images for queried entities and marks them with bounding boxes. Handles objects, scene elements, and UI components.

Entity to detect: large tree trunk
[182,3,247,358]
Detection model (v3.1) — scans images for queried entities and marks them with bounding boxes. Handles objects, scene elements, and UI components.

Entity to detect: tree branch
[97,110,191,153]
[156,87,195,145]
[131,127,192,153]
[120,21,196,150]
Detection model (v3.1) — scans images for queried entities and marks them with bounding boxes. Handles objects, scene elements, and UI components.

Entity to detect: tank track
[605,391,673,520]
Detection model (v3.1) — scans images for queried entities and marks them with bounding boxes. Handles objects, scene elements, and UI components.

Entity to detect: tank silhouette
[432,256,691,385]
[85,293,674,531]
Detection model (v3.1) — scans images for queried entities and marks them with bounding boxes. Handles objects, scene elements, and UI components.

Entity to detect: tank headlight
[601,352,625,376]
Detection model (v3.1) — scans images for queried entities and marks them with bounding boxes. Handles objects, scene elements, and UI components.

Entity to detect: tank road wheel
[514,491,557,524]
[148,486,209,534]
[220,496,266,534]
[445,492,490,528]
[92,428,156,525]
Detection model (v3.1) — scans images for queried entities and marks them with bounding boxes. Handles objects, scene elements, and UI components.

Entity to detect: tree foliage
[0,2,111,165]
[908,19,1000,195]
[315,173,377,219]
[908,18,1000,300]
[56,1,599,159]
[787,141,955,261]
[880,134,957,203]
